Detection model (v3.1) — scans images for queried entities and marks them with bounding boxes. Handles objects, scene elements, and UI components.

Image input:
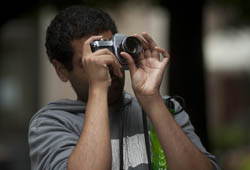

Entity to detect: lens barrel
[122,36,142,57]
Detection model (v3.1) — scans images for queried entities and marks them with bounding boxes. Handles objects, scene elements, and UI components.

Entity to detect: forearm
[137,94,214,170]
[68,88,111,170]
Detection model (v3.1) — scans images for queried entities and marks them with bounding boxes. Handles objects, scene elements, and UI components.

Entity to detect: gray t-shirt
[28,92,221,170]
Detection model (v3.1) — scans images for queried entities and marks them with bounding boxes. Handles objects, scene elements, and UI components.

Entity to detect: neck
[76,92,124,107]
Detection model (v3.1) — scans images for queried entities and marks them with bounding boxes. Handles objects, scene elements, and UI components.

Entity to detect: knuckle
[84,54,94,62]
[84,39,90,45]
[88,56,95,62]
[81,58,87,67]
[103,48,111,54]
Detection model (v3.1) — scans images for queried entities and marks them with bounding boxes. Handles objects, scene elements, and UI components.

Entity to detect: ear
[52,59,70,82]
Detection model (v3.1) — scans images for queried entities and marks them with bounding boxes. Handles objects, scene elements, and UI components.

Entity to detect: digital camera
[90,33,142,70]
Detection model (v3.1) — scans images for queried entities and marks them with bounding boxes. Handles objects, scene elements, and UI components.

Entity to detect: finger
[154,47,170,59]
[110,57,123,78]
[154,47,170,66]
[120,52,137,75]
[133,34,151,58]
[96,54,123,78]
[142,32,158,50]
[83,35,103,55]
[133,34,149,50]
[92,48,114,56]
[90,48,123,78]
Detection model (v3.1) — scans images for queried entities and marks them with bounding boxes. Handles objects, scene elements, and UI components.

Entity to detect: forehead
[71,31,113,59]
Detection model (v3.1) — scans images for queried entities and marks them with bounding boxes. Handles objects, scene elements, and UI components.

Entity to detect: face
[64,31,125,104]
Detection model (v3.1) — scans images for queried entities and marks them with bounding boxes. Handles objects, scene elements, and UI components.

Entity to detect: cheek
[69,70,89,94]
[70,78,89,100]
[74,76,89,91]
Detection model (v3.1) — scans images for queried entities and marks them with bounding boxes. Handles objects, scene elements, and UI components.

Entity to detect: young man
[28,5,220,170]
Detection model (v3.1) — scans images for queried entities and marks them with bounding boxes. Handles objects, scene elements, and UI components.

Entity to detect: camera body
[90,33,142,70]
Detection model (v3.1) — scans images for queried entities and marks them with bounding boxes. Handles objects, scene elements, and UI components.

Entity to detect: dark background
[0,0,250,169]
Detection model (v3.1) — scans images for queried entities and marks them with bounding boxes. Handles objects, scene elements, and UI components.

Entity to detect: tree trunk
[166,1,209,148]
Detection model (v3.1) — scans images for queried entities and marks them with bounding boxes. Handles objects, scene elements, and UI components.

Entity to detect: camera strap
[119,96,185,170]
[142,110,152,170]
[119,107,124,170]
[119,107,152,170]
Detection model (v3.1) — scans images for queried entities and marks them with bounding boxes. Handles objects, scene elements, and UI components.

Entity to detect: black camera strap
[120,96,185,170]
[119,108,152,170]
[119,108,124,170]
[142,110,152,170]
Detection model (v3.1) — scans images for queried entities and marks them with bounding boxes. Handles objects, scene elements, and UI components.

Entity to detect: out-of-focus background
[0,0,250,169]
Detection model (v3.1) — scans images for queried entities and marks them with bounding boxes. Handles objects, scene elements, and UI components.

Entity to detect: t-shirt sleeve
[172,99,221,170]
[28,111,80,170]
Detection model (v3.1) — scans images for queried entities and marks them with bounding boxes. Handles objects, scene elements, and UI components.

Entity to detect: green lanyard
[143,96,185,170]
[150,106,174,170]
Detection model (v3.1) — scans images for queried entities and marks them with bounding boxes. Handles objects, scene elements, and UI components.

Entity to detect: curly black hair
[45,5,117,70]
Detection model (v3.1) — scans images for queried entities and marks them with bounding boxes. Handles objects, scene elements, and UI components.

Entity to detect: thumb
[120,52,137,75]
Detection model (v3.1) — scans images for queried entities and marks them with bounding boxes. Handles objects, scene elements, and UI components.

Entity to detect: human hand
[82,36,123,91]
[121,32,170,98]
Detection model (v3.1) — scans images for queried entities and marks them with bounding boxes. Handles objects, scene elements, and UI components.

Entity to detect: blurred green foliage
[239,155,250,170]
[210,125,247,150]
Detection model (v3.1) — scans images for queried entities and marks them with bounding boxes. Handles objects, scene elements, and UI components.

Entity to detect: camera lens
[122,36,142,57]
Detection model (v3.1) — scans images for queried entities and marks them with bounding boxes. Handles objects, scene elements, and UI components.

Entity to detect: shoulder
[28,99,85,170]
[29,99,85,135]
